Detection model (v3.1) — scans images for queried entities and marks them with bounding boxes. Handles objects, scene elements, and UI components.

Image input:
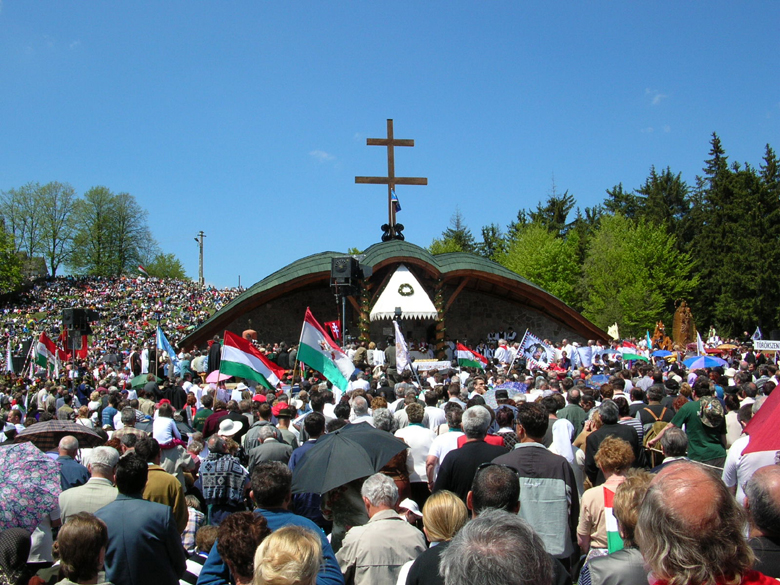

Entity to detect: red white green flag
[34,332,58,369]
[605,486,624,553]
[456,343,488,369]
[298,308,355,391]
[219,330,283,390]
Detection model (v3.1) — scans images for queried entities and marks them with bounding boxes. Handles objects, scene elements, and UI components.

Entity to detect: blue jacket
[95,493,187,585]
[57,455,90,491]
[196,507,344,585]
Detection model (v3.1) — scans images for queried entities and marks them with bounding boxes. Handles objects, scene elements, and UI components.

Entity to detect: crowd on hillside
[0,277,778,585]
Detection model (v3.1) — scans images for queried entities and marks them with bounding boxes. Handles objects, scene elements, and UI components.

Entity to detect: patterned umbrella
[0,442,61,532]
[14,420,104,452]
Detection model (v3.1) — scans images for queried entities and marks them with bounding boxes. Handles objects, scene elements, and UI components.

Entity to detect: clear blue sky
[1,2,778,288]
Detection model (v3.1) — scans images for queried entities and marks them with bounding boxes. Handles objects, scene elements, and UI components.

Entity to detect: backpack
[699,396,725,429]
[643,407,670,468]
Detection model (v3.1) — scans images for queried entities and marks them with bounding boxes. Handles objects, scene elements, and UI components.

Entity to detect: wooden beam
[355,176,428,185]
[445,278,470,312]
[346,296,360,313]
[367,138,415,147]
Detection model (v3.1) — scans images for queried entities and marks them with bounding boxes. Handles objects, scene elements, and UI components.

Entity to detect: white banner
[412,360,452,371]
[394,320,411,372]
[754,340,780,351]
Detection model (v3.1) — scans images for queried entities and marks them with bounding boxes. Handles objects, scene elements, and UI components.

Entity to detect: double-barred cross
[355,119,427,230]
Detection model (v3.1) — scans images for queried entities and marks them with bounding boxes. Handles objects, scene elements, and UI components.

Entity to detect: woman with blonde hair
[75,406,94,429]
[404,490,468,585]
[253,525,322,585]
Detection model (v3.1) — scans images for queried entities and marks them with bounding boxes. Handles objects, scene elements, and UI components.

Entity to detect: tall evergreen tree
[635,166,691,247]
[529,187,576,237]
[476,223,507,260]
[689,133,732,330]
[603,183,640,219]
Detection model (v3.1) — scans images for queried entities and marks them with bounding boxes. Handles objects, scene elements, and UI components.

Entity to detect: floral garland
[434,281,446,359]
[398,283,414,297]
[358,284,371,342]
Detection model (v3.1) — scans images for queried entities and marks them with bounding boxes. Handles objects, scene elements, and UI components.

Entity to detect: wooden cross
[355,119,427,232]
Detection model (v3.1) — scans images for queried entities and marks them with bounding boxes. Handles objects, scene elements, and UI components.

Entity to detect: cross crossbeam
[355,119,427,236]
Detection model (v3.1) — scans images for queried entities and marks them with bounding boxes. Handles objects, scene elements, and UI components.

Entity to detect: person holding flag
[156,325,180,377]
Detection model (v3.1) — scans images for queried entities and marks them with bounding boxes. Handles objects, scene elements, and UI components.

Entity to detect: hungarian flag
[138,265,149,277]
[619,341,647,362]
[298,308,355,391]
[604,486,624,553]
[220,330,283,390]
[456,343,488,369]
[35,333,58,369]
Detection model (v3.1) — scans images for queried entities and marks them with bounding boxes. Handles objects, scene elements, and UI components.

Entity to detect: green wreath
[398,283,414,296]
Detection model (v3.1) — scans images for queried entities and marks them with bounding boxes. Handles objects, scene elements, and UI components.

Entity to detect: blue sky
[1,2,778,288]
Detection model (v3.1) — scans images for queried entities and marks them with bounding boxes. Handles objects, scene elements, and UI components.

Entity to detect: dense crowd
[0,277,778,585]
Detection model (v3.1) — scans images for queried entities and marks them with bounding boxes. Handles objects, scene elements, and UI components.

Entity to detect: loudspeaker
[331,257,358,283]
[61,308,100,334]
[62,308,76,328]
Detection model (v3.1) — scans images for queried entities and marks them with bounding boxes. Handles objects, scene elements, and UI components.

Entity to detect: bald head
[745,465,780,538]
[637,461,753,585]
[651,462,722,530]
[59,435,79,455]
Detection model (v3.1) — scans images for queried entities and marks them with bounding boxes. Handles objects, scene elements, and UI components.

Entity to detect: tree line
[0,183,187,292]
[429,133,779,338]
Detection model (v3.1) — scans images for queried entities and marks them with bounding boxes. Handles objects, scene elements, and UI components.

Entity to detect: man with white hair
[494,339,511,365]
[336,473,426,585]
[59,446,119,522]
[349,395,373,426]
[57,435,90,490]
[432,405,508,503]
[247,425,293,472]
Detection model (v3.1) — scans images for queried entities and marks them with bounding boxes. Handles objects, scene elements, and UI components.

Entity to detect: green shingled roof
[180,240,603,348]
[206,241,552,324]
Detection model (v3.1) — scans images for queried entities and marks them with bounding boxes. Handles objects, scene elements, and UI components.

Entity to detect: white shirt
[424,406,446,432]
[152,417,181,445]
[395,424,435,483]
[722,435,778,504]
[348,378,370,393]
[494,346,511,364]
[426,431,464,482]
[372,350,386,367]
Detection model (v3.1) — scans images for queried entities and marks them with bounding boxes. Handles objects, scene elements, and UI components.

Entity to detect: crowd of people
[0,277,778,585]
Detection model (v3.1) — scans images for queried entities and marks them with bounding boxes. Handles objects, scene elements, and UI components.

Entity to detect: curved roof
[180,240,605,347]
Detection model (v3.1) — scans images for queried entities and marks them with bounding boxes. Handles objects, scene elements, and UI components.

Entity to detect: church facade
[180,240,606,352]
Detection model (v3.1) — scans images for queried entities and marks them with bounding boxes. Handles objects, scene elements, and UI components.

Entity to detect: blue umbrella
[652,350,672,358]
[683,355,728,369]
[496,381,527,394]
[586,374,610,389]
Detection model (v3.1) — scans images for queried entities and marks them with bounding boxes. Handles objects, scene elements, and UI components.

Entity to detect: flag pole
[508,329,529,371]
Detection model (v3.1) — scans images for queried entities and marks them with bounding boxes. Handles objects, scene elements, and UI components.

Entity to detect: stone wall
[227,281,588,347]
[438,286,587,345]
[226,286,339,344]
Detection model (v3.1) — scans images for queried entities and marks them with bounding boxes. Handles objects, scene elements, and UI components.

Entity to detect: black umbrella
[14,420,104,452]
[291,422,408,495]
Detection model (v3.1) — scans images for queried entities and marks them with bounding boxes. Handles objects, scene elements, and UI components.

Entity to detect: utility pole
[194,231,205,287]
